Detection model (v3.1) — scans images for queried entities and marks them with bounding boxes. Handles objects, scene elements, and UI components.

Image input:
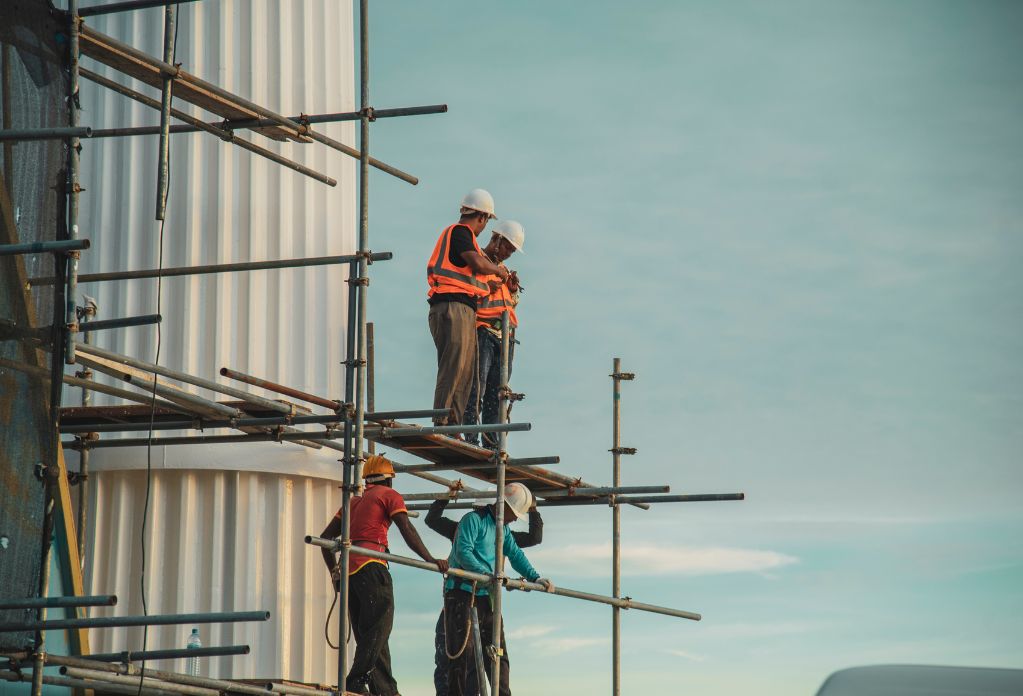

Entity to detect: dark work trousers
[434,610,481,695]
[429,301,478,426]
[347,563,398,696]
[462,329,513,447]
[444,589,510,696]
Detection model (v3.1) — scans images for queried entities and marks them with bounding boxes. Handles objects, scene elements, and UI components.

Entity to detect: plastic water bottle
[186,628,202,676]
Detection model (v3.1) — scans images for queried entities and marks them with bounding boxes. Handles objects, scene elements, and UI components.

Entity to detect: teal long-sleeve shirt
[445,506,540,595]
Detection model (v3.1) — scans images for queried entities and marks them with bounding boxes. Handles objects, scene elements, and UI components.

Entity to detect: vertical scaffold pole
[338,0,372,690]
[367,322,375,455]
[76,302,96,568]
[490,310,511,692]
[64,0,81,364]
[612,357,623,696]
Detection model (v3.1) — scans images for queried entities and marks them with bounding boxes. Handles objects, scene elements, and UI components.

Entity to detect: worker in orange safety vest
[426,189,510,428]
[462,220,525,447]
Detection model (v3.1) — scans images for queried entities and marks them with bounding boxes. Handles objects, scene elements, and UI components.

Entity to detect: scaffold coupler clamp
[611,370,635,381]
[610,446,637,455]
[356,249,377,265]
[360,106,377,122]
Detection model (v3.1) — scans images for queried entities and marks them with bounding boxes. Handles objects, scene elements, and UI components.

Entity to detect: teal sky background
[345,1,1022,694]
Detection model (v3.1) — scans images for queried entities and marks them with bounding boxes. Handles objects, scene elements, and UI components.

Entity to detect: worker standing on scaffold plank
[427,189,510,430]
[443,483,554,696]
[462,220,525,449]
[320,455,449,696]
[427,492,543,695]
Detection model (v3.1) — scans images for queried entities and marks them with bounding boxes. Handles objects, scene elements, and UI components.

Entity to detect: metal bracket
[345,276,370,287]
[356,250,377,265]
[610,447,637,455]
[342,358,366,368]
[611,371,635,381]
[33,462,47,482]
[360,106,377,122]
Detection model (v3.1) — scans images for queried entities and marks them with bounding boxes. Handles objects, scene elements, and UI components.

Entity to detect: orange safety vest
[426,224,491,300]
[476,276,518,329]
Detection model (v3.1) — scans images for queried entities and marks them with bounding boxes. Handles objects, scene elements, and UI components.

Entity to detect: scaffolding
[0,2,745,695]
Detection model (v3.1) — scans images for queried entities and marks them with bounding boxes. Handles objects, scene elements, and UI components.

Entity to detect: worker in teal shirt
[443,483,554,696]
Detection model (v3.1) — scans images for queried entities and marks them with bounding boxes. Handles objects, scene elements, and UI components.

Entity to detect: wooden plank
[79,25,302,142]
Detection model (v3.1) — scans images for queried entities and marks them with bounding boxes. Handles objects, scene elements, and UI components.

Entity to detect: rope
[442,581,478,660]
[325,580,352,650]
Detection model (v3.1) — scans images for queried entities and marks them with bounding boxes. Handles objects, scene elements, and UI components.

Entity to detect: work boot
[344,678,370,695]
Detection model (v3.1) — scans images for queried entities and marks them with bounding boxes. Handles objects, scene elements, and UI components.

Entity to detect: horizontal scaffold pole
[220,366,341,411]
[60,409,448,434]
[0,610,269,634]
[0,670,174,696]
[76,313,161,332]
[64,421,531,450]
[400,485,669,502]
[29,251,393,287]
[405,492,745,511]
[62,667,216,696]
[390,455,560,474]
[0,595,116,610]
[79,68,337,187]
[0,127,93,141]
[89,105,447,137]
[305,537,701,621]
[78,0,201,17]
[83,645,250,663]
[0,239,90,256]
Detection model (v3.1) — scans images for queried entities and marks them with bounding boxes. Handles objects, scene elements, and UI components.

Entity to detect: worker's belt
[351,540,388,554]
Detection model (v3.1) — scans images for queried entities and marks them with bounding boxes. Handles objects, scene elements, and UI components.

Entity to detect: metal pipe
[79,68,336,187]
[390,455,559,474]
[0,240,90,256]
[0,595,115,610]
[491,310,512,691]
[219,367,340,411]
[470,606,490,696]
[74,354,241,419]
[31,485,56,696]
[66,421,531,449]
[76,313,161,332]
[28,250,390,285]
[77,301,96,569]
[0,610,269,634]
[404,493,745,512]
[535,485,668,499]
[65,0,81,367]
[0,670,183,696]
[59,409,448,435]
[0,127,92,141]
[76,343,305,415]
[63,667,217,696]
[78,0,201,17]
[367,322,375,455]
[611,357,626,696]
[266,682,335,696]
[42,654,271,696]
[304,540,702,621]
[84,645,249,662]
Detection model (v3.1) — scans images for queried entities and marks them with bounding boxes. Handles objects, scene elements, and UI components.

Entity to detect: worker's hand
[507,271,521,293]
[536,577,555,593]
[433,558,450,574]
[330,567,342,593]
[496,265,510,283]
[487,279,504,292]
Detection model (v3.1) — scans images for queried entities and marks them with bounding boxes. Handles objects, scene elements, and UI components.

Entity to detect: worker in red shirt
[320,455,449,696]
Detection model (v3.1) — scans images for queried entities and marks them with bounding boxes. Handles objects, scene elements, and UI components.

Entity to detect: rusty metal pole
[490,310,511,692]
[367,322,375,455]
[75,300,96,568]
[64,0,81,365]
[154,4,177,221]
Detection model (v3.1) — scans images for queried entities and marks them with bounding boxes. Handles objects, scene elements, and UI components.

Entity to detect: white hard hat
[504,482,533,520]
[461,188,497,219]
[492,220,525,254]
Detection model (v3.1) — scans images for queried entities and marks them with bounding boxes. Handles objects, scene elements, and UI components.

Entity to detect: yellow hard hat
[362,454,395,482]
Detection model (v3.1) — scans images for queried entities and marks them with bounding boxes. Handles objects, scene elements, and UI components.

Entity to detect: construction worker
[461,220,525,448]
[443,482,554,696]
[427,492,543,696]
[319,455,449,696]
[427,189,510,428]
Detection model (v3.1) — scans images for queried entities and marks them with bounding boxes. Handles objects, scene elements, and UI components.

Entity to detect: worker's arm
[460,250,509,281]
[503,530,540,582]
[512,506,543,548]
[425,499,458,541]
[393,512,449,573]
[319,512,343,590]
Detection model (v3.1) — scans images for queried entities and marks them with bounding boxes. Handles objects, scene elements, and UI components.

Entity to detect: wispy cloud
[506,624,557,640]
[528,543,797,577]
[703,621,816,639]
[665,648,707,663]
[534,637,607,654]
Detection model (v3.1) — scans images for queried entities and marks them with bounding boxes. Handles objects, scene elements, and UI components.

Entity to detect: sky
[335,1,1022,694]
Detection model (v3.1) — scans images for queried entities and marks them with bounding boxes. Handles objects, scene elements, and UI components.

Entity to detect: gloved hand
[536,577,555,593]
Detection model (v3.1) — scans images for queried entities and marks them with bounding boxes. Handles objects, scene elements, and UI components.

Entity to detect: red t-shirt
[334,484,407,575]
